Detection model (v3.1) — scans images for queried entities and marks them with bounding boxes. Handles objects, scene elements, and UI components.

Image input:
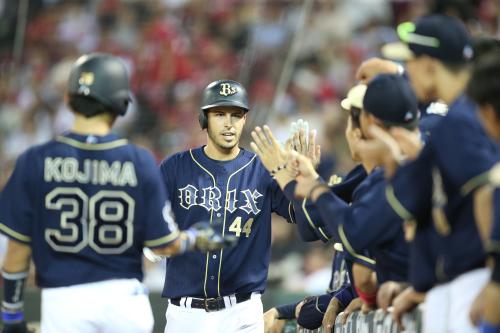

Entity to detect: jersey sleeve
[282,181,332,242]
[270,178,294,223]
[141,153,180,249]
[409,223,440,292]
[433,113,495,196]
[0,150,35,244]
[386,143,433,222]
[489,188,500,283]
[319,178,404,259]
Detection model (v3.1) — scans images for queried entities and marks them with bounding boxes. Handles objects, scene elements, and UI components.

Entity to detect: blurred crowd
[0,0,499,294]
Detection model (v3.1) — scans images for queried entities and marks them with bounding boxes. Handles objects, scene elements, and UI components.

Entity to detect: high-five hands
[289,119,321,169]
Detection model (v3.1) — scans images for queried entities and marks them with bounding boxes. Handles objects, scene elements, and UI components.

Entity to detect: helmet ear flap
[199,109,208,129]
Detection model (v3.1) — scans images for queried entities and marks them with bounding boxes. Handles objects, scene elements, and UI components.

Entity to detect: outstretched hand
[250,125,289,172]
[290,119,321,169]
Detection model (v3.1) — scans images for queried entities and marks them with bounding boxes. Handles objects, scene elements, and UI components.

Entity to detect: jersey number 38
[44,187,134,254]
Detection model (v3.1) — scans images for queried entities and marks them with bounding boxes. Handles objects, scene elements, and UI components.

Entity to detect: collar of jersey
[61,131,124,144]
[192,145,255,172]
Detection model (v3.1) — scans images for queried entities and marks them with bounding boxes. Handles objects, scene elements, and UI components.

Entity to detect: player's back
[0,132,169,288]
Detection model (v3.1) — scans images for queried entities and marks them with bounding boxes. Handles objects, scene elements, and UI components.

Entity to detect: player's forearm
[2,239,31,273]
[273,169,295,191]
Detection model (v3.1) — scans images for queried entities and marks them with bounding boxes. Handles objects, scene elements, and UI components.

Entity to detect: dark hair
[350,107,361,129]
[471,36,500,62]
[68,95,113,118]
[467,53,500,119]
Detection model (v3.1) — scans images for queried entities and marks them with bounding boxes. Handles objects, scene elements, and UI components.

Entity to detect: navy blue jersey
[328,247,351,292]
[314,169,408,283]
[0,132,178,288]
[387,95,497,281]
[283,165,367,243]
[159,146,292,298]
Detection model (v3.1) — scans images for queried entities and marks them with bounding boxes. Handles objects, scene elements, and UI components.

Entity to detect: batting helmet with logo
[199,79,249,129]
[67,53,131,117]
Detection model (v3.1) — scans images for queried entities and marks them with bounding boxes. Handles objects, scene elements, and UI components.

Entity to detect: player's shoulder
[159,147,195,169]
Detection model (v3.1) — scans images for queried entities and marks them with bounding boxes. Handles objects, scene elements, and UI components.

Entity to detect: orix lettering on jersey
[178,185,263,215]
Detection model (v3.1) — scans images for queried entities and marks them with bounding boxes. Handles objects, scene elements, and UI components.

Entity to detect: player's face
[206,106,247,151]
[406,56,437,103]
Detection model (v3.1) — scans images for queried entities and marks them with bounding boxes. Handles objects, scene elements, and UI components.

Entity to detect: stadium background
[0,0,498,332]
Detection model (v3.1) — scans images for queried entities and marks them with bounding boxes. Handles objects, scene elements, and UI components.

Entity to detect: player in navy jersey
[159,79,294,333]
[358,15,497,332]
[466,50,500,333]
[0,53,234,333]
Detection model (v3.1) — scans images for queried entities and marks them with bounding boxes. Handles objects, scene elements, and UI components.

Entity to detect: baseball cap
[363,74,419,129]
[382,14,473,63]
[341,84,367,110]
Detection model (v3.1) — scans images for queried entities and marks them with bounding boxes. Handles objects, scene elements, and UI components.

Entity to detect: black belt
[170,292,253,312]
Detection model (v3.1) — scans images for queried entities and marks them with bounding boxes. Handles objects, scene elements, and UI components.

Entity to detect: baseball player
[466,52,500,332]
[159,79,295,333]
[0,53,234,333]
[376,14,497,332]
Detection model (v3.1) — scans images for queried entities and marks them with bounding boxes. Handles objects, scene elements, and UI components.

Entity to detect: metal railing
[296,307,423,333]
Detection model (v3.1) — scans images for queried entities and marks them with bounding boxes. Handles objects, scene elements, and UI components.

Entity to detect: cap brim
[381,42,415,61]
[340,98,351,110]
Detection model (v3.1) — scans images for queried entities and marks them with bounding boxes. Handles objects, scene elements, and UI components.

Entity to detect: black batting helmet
[199,79,249,129]
[67,53,131,117]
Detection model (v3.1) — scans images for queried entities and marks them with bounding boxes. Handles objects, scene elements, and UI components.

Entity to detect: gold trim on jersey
[0,223,31,243]
[56,136,128,150]
[144,230,180,248]
[189,149,217,298]
[338,224,376,266]
[301,198,330,240]
[218,154,257,296]
[288,202,295,224]
[385,185,414,221]
[487,240,500,254]
[460,170,490,196]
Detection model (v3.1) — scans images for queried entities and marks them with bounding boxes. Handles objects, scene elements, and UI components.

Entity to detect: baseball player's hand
[390,127,422,160]
[377,281,406,313]
[357,125,404,177]
[1,321,34,333]
[250,125,290,172]
[391,287,424,331]
[340,297,362,325]
[345,117,363,162]
[264,308,279,333]
[322,297,341,332]
[355,57,400,83]
[289,119,321,169]
[187,222,238,252]
[470,281,500,326]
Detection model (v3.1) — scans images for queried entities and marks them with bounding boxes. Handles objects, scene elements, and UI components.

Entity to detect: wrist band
[354,286,377,306]
[1,309,24,323]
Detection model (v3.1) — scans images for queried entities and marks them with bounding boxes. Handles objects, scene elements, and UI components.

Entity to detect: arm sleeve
[142,154,179,248]
[0,150,34,244]
[409,223,439,292]
[386,143,433,222]
[314,182,399,257]
[433,113,495,196]
[275,302,300,320]
[282,181,332,242]
[270,179,295,223]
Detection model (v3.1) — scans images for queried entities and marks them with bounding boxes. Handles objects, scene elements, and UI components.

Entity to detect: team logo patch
[219,83,237,96]
[78,72,94,86]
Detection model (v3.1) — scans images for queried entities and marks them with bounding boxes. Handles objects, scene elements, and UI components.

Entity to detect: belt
[170,292,253,312]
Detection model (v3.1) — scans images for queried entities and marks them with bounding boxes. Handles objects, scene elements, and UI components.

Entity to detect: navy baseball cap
[382,14,473,63]
[363,74,419,129]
